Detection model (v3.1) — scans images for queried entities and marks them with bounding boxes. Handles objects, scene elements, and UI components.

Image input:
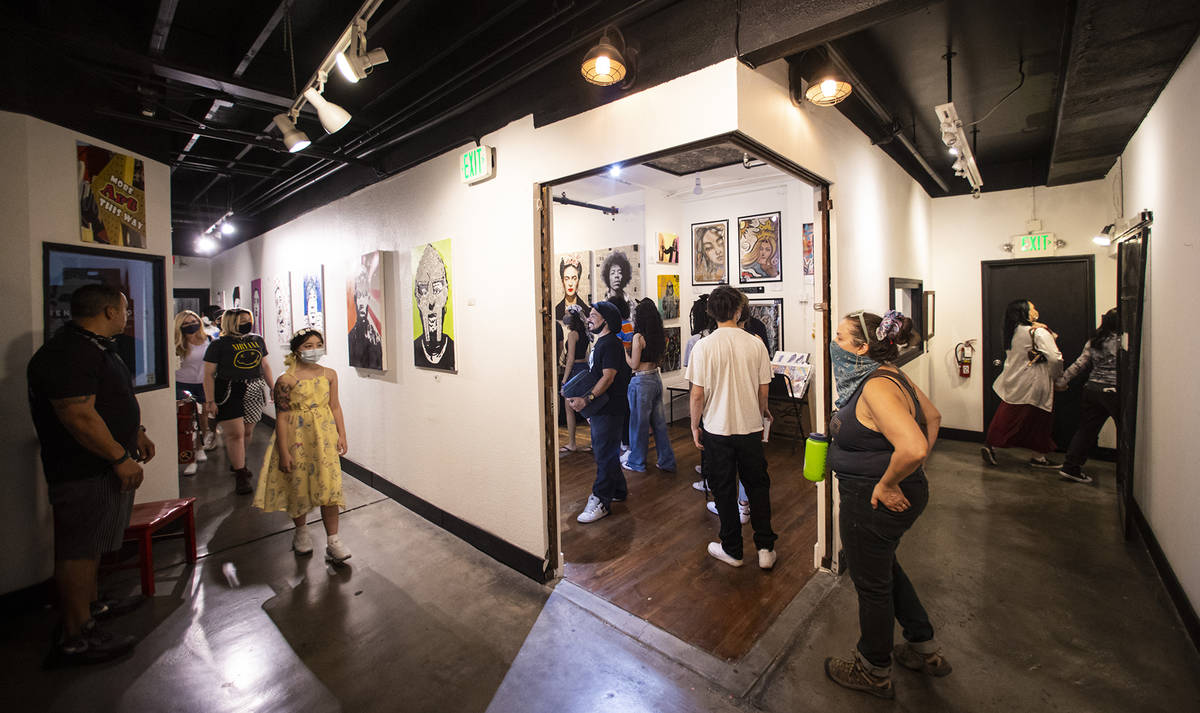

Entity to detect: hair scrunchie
[876,309,904,342]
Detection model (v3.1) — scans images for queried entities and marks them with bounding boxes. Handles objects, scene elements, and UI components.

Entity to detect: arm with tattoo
[51,394,127,462]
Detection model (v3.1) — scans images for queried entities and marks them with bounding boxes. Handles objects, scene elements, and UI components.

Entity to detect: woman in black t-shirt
[203,309,274,494]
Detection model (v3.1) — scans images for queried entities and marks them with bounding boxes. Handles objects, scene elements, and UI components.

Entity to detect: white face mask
[299,348,325,364]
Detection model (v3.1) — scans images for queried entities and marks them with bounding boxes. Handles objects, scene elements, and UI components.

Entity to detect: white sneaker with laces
[758,549,777,569]
[706,500,751,524]
[203,432,217,450]
[194,446,207,462]
[694,465,703,475]
[292,526,313,555]
[576,494,610,523]
[325,536,352,564]
[692,479,710,492]
[707,542,743,567]
[182,462,198,476]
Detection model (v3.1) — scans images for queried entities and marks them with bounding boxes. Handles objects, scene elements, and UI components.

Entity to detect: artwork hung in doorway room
[657,274,680,320]
[691,220,728,285]
[594,244,641,315]
[738,212,782,283]
[231,285,242,308]
[553,251,592,324]
[347,250,386,370]
[77,142,147,249]
[657,232,680,264]
[802,222,815,276]
[270,273,292,347]
[747,299,784,358]
[297,266,325,334]
[217,291,226,309]
[250,279,262,336]
[412,239,456,372]
[663,327,681,372]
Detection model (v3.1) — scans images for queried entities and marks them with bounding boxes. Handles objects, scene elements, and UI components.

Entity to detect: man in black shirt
[28,284,157,666]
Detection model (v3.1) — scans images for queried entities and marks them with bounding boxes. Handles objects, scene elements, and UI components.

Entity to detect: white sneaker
[194,446,207,462]
[203,432,217,450]
[758,549,777,570]
[707,542,743,567]
[576,494,610,523]
[706,501,719,515]
[182,462,198,476]
[707,500,751,524]
[692,479,710,492]
[292,527,313,555]
[325,536,352,564]
[694,465,703,475]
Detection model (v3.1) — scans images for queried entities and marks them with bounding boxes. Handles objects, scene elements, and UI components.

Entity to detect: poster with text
[297,266,325,334]
[663,327,681,372]
[802,222,815,276]
[657,232,680,263]
[738,212,782,283]
[250,279,262,335]
[347,250,386,370]
[657,274,680,320]
[77,142,147,248]
[270,273,292,346]
[412,239,455,372]
[691,220,727,285]
[747,299,784,357]
[594,244,641,315]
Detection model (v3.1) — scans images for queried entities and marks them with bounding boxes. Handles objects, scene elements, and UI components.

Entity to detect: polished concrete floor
[6,428,1199,712]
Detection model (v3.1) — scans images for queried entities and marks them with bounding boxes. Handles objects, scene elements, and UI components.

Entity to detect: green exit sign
[1017,232,1057,255]
[460,145,495,185]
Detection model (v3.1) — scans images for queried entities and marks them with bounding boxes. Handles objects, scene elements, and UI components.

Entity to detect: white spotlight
[220,222,235,236]
[336,20,389,83]
[608,164,622,178]
[303,87,352,134]
[272,113,311,152]
[196,235,218,254]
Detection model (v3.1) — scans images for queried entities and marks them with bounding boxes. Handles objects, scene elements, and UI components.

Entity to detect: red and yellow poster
[77,142,147,248]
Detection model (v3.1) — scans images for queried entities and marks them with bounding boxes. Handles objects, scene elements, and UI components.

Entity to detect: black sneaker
[234,468,254,494]
[1059,468,1094,484]
[980,446,998,466]
[1029,457,1061,470]
[45,622,137,669]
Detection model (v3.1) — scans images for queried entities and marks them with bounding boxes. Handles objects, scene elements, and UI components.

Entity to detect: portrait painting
[691,220,727,285]
[739,212,782,283]
[594,244,641,315]
[250,279,262,335]
[553,250,592,324]
[270,273,292,347]
[347,251,386,370]
[657,232,680,264]
[657,274,680,320]
[412,239,455,372]
[663,327,681,372]
[77,142,147,249]
[297,266,325,334]
[802,222,815,276]
[747,299,784,357]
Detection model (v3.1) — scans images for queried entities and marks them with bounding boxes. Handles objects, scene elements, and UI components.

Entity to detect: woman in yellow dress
[253,328,351,564]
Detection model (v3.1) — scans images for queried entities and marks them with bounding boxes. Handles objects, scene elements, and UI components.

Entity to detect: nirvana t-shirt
[204,335,268,381]
[589,332,630,417]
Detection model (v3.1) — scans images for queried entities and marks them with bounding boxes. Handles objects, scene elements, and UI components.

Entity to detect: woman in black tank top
[823,311,950,700]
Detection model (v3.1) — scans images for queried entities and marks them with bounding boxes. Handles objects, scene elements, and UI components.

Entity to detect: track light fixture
[336,19,389,83]
[304,83,352,134]
[273,113,311,152]
[935,101,982,194]
[196,235,218,254]
[582,27,634,87]
[1093,224,1116,246]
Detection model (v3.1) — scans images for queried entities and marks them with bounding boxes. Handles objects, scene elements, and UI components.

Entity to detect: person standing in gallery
[685,286,777,569]
[254,328,352,564]
[174,310,212,471]
[560,307,591,454]
[565,301,631,523]
[204,309,274,495]
[980,299,1063,470]
[621,298,677,473]
[1054,308,1120,484]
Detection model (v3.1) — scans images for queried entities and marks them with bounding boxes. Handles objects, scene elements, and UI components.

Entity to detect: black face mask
[237,322,253,335]
[181,323,202,335]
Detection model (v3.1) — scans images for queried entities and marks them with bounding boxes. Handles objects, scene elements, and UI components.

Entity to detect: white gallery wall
[0,111,176,595]
[1118,39,1200,612]
[928,181,1118,443]
[172,255,213,291]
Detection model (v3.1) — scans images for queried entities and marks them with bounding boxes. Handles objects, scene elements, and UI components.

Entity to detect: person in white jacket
[981,299,1063,469]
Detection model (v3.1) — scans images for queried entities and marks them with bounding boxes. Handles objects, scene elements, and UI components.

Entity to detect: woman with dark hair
[981,299,1063,469]
[560,307,592,453]
[621,299,677,472]
[1054,308,1119,483]
[824,310,947,699]
[684,294,716,367]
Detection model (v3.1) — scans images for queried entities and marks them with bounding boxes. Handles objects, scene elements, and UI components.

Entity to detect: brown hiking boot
[824,654,894,699]
[894,643,953,676]
[234,468,254,494]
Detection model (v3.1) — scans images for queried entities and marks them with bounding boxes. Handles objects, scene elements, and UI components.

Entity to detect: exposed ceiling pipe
[553,192,620,215]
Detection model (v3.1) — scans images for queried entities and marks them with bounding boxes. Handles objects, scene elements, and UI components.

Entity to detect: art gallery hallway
[5,435,1199,713]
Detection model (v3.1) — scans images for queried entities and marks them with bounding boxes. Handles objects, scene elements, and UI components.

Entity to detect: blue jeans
[588,410,627,505]
[625,370,677,471]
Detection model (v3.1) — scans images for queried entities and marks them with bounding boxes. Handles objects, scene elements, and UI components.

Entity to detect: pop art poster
[738,212,782,283]
[347,251,386,370]
[802,222,815,276]
[270,273,292,347]
[77,142,147,248]
[663,327,681,372]
[657,274,680,320]
[657,232,680,264]
[747,299,784,357]
[553,251,592,323]
[594,244,641,315]
[250,279,262,334]
[297,266,325,334]
[412,239,455,372]
[691,220,727,285]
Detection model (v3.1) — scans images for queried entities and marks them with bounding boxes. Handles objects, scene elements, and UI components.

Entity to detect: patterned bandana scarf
[829,341,877,410]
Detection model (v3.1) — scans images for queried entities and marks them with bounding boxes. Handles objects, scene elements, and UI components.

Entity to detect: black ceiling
[4,0,1196,256]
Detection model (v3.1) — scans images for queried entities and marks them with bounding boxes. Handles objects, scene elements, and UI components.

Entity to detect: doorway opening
[537,136,833,660]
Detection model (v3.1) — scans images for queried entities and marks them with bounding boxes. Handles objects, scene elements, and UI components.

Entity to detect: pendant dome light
[582,27,633,87]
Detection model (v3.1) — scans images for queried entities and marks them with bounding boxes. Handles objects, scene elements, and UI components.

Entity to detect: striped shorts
[48,474,135,560]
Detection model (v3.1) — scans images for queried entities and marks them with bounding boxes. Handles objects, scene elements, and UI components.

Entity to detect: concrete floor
[6,429,1199,712]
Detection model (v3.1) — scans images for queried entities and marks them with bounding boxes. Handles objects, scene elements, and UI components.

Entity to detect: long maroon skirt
[985,401,1057,452]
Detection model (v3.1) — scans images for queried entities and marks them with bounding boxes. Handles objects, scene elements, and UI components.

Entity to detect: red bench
[121,498,198,596]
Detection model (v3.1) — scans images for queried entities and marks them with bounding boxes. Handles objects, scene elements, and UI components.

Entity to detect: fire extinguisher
[955,339,975,378]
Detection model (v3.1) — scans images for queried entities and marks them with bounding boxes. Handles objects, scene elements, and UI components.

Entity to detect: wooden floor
[559,420,818,661]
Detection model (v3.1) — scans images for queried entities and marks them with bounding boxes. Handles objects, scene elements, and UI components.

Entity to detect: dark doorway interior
[1116,223,1150,537]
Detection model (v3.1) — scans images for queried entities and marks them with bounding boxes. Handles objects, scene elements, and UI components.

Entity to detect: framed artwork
[348,251,386,370]
[412,239,455,372]
[43,243,166,391]
[691,220,728,285]
[594,244,641,315]
[250,279,262,335]
[738,212,782,283]
[747,298,784,357]
[657,274,680,320]
[231,285,242,308]
[802,222,815,276]
[217,291,226,309]
[553,251,592,323]
[657,232,680,264]
[923,290,936,342]
[663,326,681,372]
[270,273,292,347]
[297,266,325,334]
[77,142,147,249]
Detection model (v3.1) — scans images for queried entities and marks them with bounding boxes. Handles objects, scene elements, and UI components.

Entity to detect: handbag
[561,367,609,419]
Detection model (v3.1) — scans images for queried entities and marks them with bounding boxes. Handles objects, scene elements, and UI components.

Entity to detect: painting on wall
[270,273,292,346]
[347,250,386,370]
[738,212,782,283]
[594,244,641,315]
[663,326,681,372]
[298,266,325,334]
[657,274,680,320]
[802,222,815,276]
[691,220,727,285]
[553,251,592,323]
[77,142,147,249]
[747,298,784,357]
[412,239,455,372]
[657,232,680,264]
[217,291,226,309]
[250,279,262,335]
[231,285,242,308]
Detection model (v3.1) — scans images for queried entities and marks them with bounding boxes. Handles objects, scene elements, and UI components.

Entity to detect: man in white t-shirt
[685,286,778,569]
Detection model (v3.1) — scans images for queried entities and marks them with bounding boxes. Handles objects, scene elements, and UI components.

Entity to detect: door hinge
[818,199,833,212]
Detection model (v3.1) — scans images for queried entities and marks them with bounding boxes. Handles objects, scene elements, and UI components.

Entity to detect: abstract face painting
[691,220,727,285]
[348,251,386,370]
[270,273,292,347]
[412,239,455,372]
[738,212,782,283]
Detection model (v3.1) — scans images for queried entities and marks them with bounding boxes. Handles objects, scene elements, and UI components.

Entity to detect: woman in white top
[174,310,213,450]
[981,299,1063,469]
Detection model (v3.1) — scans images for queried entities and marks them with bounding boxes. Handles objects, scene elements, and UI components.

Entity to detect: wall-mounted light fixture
[935,101,982,195]
[581,27,634,87]
[1092,224,1116,246]
[804,77,852,106]
[336,19,389,83]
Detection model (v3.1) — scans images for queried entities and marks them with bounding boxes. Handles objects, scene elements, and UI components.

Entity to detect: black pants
[838,477,934,669]
[1063,383,1119,474]
[703,429,777,559]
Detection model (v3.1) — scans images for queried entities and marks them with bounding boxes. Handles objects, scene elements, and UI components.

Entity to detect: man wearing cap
[565,301,632,523]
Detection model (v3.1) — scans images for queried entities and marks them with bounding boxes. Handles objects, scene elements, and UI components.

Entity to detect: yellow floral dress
[253,368,344,518]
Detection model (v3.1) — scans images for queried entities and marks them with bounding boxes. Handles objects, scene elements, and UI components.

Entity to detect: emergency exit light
[1015,232,1057,256]
[460,145,495,185]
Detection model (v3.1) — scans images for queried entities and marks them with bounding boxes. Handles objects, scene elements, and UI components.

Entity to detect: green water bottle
[803,433,830,482]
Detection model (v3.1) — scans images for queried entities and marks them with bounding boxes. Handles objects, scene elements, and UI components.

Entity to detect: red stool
[121,498,198,596]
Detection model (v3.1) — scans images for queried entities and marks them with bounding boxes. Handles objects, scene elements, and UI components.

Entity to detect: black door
[981,256,1096,450]
[1116,225,1150,538]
